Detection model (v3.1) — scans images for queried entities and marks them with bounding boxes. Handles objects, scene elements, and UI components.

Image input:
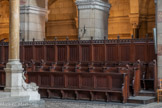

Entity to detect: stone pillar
[76,0,110,40]
[20,0,47,41]
[156,0,162,80]
[4,0,40,101]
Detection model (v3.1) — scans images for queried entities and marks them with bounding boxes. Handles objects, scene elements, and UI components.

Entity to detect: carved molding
[76,0,110,11]
[20,5,48,15]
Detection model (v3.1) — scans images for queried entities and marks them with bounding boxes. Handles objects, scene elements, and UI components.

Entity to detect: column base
[4,59,40,101]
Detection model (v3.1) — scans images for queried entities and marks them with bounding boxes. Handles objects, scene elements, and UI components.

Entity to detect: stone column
[76,0,110,40]
[9,0,20,60]
[20,0,47,41]
[157,0,162,79]
[4,0,40,101]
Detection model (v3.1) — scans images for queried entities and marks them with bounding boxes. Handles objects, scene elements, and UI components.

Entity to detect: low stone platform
[138,90,156,96]
[0,91,158,108]
[134,103,162,108]
[0,91,45,108]
[127,96,156,104]
[45,99,140,108]
[0,97,161,108]
[44,99,162,108]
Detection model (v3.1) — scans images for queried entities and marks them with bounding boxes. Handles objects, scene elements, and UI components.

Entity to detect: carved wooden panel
[57,45,67,61]
[67,75,79,88]
[119,45,130,61]
[54,74,64,88]
[96,76,109,89]
[81,45,90,62]
[69,45,79,61]
[0,39,156,63]
[35,46,44,61]
[148,44,156,62]
[81,75,93,88]
[134,44,146,61]
[112,75,123,90]
[0,47,2,62]
[46,45,55,61]
[94,45,104,61]
[4,46,8,62]
[106,45,118,61]
[0,72,5,87]
[40,74,50,87]
[24,46,33,61]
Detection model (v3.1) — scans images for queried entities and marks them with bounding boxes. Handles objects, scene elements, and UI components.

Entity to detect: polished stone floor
[0,98,162,108]
[44,99,155,108]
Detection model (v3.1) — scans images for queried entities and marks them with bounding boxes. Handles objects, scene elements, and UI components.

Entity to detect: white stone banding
[20,6,47,15]
[76,0,110,12]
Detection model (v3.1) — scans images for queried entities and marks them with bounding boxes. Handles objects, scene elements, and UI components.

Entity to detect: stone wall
[46,0,78,40]
[157,0,162,79]
[108,0,131,39]
[0,0,156,41]
[20,0,47,41]
[0,0,9,41]
[47,0,155,40]
[138,0,156,38]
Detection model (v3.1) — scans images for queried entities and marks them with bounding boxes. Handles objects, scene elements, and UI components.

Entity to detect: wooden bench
[27,71,129,103]
[140,60,157,91]
[0,70,5,90]
[100,61,141,96]
[0,62,5,70]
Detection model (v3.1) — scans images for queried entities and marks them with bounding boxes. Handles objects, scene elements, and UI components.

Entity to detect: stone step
[0,96,29,103]
[0,91,10,98]
[0,91,29,102]
[0,100,45,108]
[138,90,156,96]
[0,91,45,108]
[127,96,156,104]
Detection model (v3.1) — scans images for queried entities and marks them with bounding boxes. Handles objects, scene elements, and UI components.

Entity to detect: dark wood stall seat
[75,62,90,72]
[127,62,141,96]
[24,60,44,72]
[100,62,141,97]
[0,38,157,103]
[0,62,5,70]
[140,60,157,91]
[62,62,77,72]
[27,72,129,103]
[0,70,5,90]
[39,60,57,72]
